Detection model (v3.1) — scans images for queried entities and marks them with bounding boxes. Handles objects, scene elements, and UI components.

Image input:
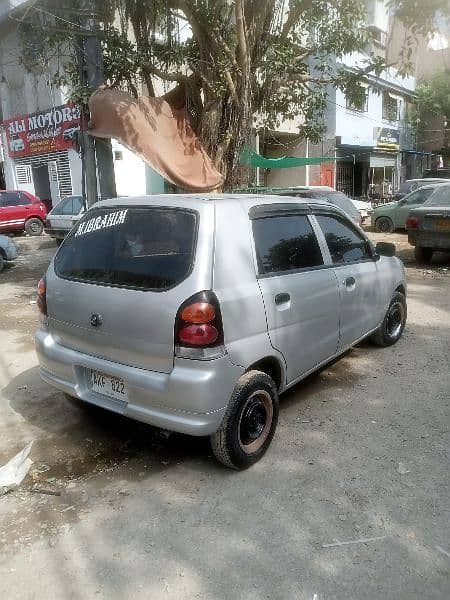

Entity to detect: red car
[0,190,47,236]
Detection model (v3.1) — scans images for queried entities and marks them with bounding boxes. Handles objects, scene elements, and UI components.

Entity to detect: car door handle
[275,292,290,305]
[344,276,356,287]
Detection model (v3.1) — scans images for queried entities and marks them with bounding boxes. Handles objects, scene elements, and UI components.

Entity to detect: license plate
[90,370,127,401]
[436,218,450,231]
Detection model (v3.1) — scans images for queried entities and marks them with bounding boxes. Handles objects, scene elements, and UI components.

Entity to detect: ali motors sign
[3,104,81,158]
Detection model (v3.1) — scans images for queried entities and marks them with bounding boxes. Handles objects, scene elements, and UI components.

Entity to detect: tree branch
[280,0,313,39]
[142,63,190,84]
[224,69,239,103]
[235,0,248,70]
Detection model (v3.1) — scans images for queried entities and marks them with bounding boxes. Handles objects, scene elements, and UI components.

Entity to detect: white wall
[112,141,147,196]
[68,149,82,195]
[335,86,408,146]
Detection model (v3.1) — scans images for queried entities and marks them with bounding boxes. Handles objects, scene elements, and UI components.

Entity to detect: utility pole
[79,0,116,206]
[84,28,117,202]
[75,31,98,208]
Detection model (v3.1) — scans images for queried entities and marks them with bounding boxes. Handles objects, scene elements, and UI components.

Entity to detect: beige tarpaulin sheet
[88,87,223,192]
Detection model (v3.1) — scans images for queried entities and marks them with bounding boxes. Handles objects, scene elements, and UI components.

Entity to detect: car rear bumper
[35,328,243,436]
[408,231,450,249]
[44,227,68,239]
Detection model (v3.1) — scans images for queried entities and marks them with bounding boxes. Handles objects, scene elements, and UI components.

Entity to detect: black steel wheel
[414,246,433,264]
[375,217,394,233]
[25,218,44,236]
[371,291,407,347]
[210,370,279,469]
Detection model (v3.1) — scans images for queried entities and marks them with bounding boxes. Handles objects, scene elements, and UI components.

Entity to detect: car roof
[413,182,450,190]
[95,193,333,212]
[404,178,448,183]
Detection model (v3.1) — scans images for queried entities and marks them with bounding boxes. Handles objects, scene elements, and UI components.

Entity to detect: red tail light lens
[37,277,47,316]
[406,217,418,229]
[179,324,219,345]
[175,291,223,348]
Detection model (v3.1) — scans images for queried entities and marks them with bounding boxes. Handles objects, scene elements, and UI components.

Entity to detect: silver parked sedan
[35,195,407,469]
[406,182,450,263]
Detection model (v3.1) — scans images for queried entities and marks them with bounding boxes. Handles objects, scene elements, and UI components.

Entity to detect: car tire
[210,370,279,470]
[0,253,4,273]
[370,292,407,347]
[56,238,63,246]
[375,217,394,233]
[414,246,433,264]
[25,218,44,236]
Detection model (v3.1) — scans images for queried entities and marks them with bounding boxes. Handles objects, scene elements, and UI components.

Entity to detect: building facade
[262,0,420,197]
[0,0,164,207]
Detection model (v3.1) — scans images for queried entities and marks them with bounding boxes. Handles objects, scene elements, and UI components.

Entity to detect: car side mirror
[375,242,396,257]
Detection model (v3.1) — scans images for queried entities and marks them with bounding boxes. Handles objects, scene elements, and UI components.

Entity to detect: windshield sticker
[75,209,128,237]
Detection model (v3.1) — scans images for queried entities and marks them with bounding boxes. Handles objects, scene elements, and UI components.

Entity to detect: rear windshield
[50,196,84,215]
[55,207,198,291]
[322,191,359,218]
[302,190,359,218]
[424,185,450,206]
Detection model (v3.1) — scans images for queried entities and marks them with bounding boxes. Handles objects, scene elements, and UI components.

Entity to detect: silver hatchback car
[35,195,407,469]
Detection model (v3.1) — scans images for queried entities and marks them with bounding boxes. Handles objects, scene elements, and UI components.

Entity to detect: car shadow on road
[3,366,215,481]
[3,340,377,486]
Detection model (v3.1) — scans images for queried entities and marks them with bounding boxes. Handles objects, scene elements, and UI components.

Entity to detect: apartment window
[382,91,400,122]
[368,26,387,47]
[346,86,368,113]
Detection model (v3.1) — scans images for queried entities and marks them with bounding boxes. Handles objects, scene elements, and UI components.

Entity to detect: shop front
[368,128,400,199]
[3,104,82,210]
[335,127,400,199]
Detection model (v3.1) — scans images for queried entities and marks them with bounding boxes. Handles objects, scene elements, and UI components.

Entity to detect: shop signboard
[375,127,400,150]
[3,104,81,158]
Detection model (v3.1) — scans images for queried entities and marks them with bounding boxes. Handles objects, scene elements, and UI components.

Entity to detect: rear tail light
[175,291,223,351]
[37,277,47,316]
[406,217,418,229]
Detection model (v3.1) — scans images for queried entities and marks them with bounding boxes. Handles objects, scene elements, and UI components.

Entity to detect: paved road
[0,234,449,599]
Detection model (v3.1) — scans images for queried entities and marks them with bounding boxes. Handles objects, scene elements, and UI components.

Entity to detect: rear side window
[0,192,24,206]
[316,215,372,264]
[252,214,323,275]
[424,185,450,206]
[55,207,198,291]
[404,187,435,205]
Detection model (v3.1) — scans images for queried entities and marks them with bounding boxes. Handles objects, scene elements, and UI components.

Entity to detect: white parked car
[350,198,373,222]
[9,135,25,153]
[44,195,85,244]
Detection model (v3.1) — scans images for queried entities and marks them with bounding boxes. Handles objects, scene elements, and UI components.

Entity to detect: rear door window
[55,207,198,291]
[316,214,372,264]
[252,214,324,275]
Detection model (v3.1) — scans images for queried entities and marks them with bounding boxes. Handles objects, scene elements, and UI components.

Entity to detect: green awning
[240,146,337,169]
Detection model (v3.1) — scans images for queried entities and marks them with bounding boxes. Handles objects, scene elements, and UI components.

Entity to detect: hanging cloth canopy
[88,87,224,192]
[240,146,337,169]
